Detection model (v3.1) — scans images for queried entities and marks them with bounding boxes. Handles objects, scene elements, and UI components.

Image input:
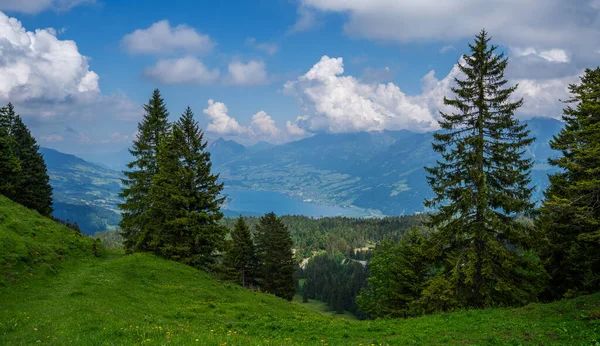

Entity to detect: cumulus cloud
[144,57,220,85]
[245,37,278,55]
[203,99,247,135]
[0,0,95,14]
[283,56,440,133]
[226,60,268,85]
[283,55,578,134]
[0,12,99,103]
[122,20,214,55]
[202,99,304,142]
[251,111,280,137]
[300,0,600,63]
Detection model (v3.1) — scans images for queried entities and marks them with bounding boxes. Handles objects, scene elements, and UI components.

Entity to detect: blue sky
[0,0,597,155]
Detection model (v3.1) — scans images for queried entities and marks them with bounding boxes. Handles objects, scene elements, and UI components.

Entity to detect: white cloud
[245,37,278,55]
[0,0,94,14]
[122,20,214,55]
[0,12,99,103]
[251,110,280,137]
[283,55,579,133]
[39,133,64,142]
[144,57,220,85]
[286,116,308,137]
[300,0,600,63]
[440,45,455,53]
[203,99,248,135]
[512,47,570,63]
[226,60,268,85]
[283,56,439,133]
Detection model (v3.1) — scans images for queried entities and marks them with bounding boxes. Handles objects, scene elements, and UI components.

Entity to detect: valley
[47,117,562,234]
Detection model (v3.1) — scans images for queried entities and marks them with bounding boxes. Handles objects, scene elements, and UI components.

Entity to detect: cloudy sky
[0,0,597,155]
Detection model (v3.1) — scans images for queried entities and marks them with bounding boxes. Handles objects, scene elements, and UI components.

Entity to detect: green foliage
[357,228,428,318]
[222,217,258,287]
[302,252,368,317]
[423,30,546,311]
[0,104,53,216]
[0,195,94,286]
[221,214,423,257]
[255,212,296,300]
[538,67,600,299]
[93,229,124,250]
[119,89,170,252]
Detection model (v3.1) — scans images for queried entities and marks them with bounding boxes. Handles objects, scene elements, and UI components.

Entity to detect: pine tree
[302,282,309,303]
[0,104,20,198]
[222,217,258,287]
[255,212,296,300]
[422,30,546,311]
[538,67,600,299]
[119,89,170,252]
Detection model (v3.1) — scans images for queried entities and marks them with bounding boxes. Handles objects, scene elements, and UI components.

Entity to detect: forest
[1,29,599,324]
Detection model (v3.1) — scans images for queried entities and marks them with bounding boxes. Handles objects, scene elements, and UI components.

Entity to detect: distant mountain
[207,138,246,166]
[40,147,122,234]
[79,148,132,171]
[209,117,564,215]
[40,117,565,230]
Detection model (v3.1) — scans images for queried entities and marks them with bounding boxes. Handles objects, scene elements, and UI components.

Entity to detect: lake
[221,188,370,218]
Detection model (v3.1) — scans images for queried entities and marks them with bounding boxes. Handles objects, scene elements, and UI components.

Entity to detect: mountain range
[43,117,564,234]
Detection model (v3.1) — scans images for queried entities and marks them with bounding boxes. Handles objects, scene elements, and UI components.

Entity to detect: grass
[1,195,600,345]
[0,195,95,286]
[292,294,359,321]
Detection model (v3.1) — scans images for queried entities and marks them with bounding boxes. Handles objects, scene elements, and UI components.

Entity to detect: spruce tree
[222,216,258,287]
[255,212,296,300]
[175,107,227,268]
[119,89,170,252]
[422,30,545,310]
[144,107,226,269]
[0,104,52,216]
[0,104,20,198]
[538,67,600,299]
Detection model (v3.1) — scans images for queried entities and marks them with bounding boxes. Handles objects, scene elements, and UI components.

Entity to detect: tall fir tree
[537,67,600,299]
[0,104,20,198]
[0,104,52,216]
[119,89,170,252]
[255,212,296,300]
[222,216,258,287]
[422,30,546,311]
[145,107,227,269]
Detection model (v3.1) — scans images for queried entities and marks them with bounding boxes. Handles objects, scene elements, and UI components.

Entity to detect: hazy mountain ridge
[42,117,563,233]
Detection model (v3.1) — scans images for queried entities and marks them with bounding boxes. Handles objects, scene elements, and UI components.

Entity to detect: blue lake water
[222,188,369,218]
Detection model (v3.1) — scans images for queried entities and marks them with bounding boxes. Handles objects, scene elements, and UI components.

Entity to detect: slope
[0,194,95,286]
[1,200,598,345]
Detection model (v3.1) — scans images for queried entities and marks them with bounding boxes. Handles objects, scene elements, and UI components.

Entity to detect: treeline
[118,90,295,300]
[221,214,423,257]
[355,30,600,319]
[0,103,53,217]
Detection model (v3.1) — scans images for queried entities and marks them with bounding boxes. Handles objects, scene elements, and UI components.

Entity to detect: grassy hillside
[1,196,599,345]
[0,195,95,286]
